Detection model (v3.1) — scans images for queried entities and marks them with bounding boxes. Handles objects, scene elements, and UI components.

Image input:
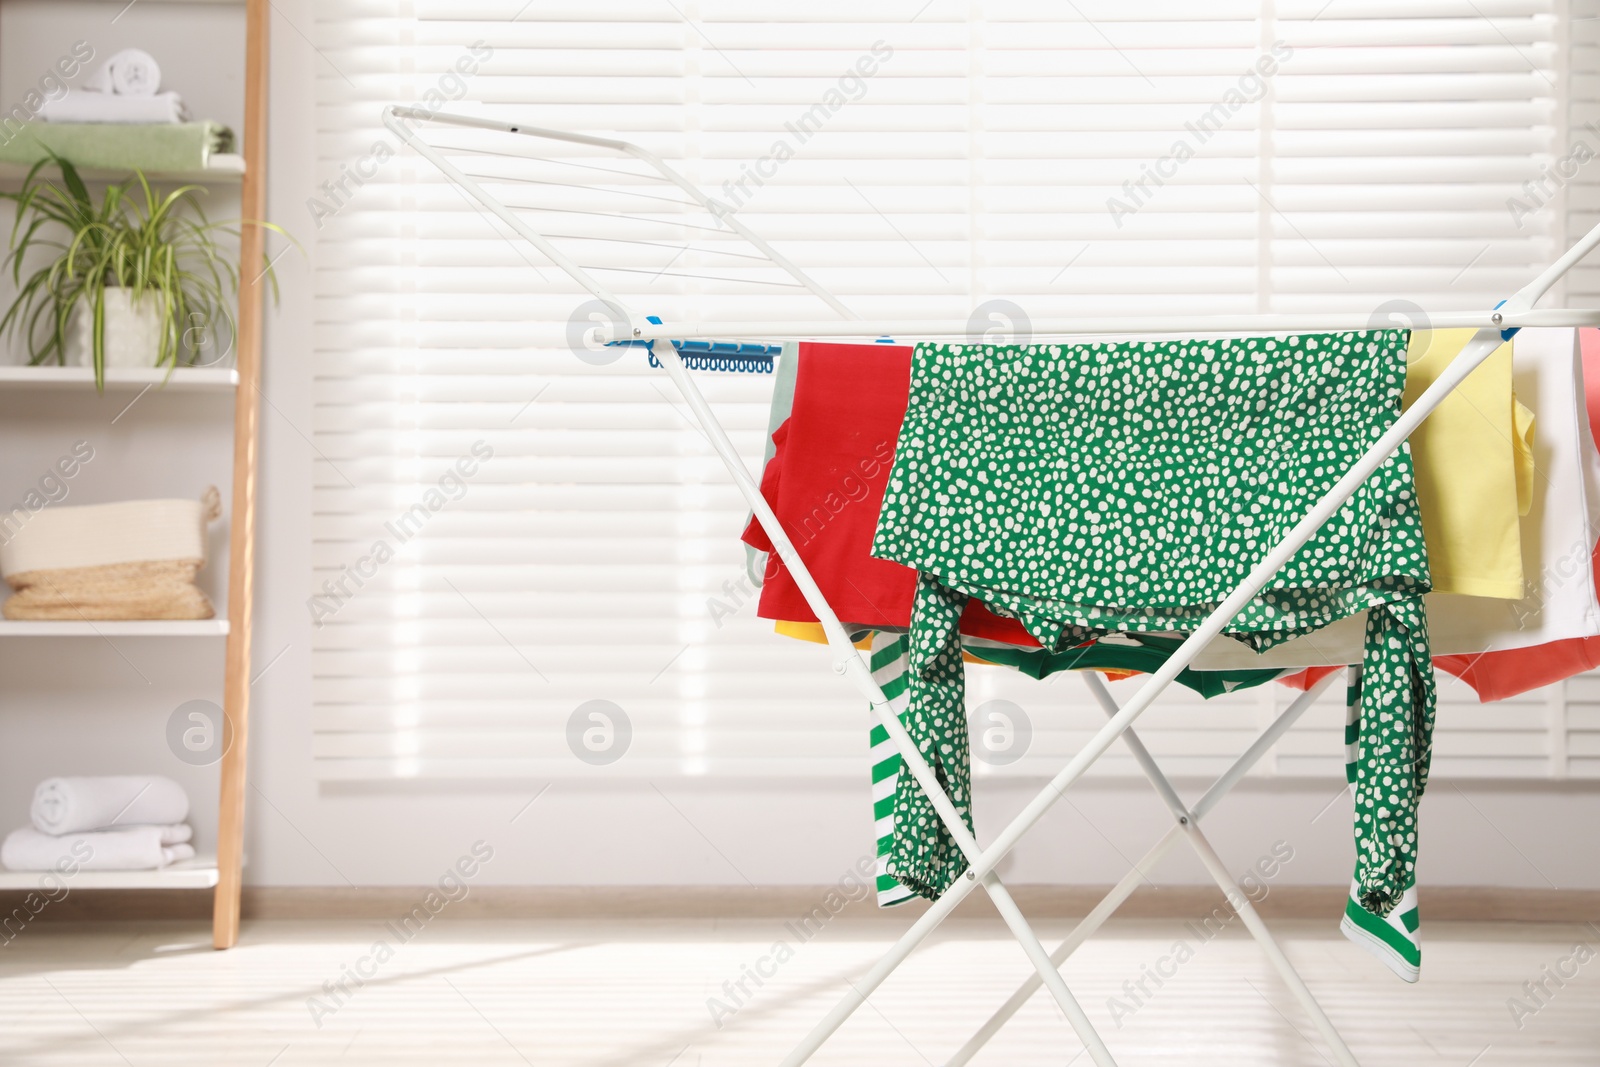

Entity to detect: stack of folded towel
[0,776,194,872]
[0,491,221,622]
[0,48,235,172]
[41,49,187,124]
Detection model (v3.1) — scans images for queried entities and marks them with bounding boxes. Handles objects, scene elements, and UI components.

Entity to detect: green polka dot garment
[870,332,1435,919]
[1340,664,1425,981]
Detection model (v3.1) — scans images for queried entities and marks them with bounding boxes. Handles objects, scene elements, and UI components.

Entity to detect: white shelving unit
[0,366,239,391]
[0,368,233,889]
[0,620,229,637]
[0,854,221,890]
[0,0,269,948]
[0,153,244,184]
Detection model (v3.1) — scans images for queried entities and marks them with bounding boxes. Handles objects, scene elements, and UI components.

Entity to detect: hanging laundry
[1195,328,1600,670]
[741,341,1054,642]
[857,627,1293,907]
[749,335,1551,654]
[1279,328,1600,984]
[744,342,1348,657]
[1403,329,1533,598]
[740,342,915,627]
[871,332,1433,919]
[1423,325,1600,702]
[1339,665,1423,982]
[866,632,920,907]
[740,340,918,628]
[773,611,1291,691]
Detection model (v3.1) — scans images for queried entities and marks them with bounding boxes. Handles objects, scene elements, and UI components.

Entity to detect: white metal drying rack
[386,104,1600,1067]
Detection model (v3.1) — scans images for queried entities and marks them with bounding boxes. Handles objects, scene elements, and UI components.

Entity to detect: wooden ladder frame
[212,0,269,951]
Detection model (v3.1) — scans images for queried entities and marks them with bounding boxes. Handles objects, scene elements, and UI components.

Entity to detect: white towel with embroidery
[83,48,162,96]
[31,776,189,835]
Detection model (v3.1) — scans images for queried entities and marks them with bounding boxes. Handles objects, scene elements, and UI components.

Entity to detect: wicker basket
[0,488,222,620]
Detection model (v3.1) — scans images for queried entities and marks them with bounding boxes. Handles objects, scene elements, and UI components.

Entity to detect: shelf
[0,366,238,392]
[62,0,244,5]
[0,154,245,185]
[0,855,220,890]
[0,620,228,637]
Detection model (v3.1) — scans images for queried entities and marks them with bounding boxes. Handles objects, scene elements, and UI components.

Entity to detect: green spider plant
[0,154,287,388]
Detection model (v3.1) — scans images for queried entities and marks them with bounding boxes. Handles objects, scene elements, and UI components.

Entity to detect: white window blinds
[311,0,1590,781]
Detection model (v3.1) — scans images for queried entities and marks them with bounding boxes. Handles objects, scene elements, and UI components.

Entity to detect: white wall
[2,0,1597,894]
[0,1,245,134]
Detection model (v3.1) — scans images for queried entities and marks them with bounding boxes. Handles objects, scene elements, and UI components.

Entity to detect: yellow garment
[774,620,873,649]
[1404,329,1535,599]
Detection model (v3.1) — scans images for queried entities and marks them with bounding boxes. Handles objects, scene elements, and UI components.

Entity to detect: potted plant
[0,155,287,388]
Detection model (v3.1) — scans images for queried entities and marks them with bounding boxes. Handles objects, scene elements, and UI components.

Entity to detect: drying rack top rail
[384,105,1600,350]
[613,309,1600,343]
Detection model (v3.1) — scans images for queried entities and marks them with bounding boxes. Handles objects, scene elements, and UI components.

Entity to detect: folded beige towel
[4,560,213,620]
[1,490,220,621]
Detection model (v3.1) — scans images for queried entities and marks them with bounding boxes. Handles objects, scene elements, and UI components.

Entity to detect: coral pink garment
[1279,328,1600,702]
[741,341,1038,646]
[1276,665,1341,692]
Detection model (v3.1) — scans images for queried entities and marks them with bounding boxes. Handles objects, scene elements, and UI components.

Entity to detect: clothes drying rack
[384,104,1600,1067]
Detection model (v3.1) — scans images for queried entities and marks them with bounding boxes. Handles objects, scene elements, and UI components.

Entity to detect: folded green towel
[0,122,235,174]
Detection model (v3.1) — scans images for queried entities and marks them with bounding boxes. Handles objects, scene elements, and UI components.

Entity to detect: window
[311,1,1588,780]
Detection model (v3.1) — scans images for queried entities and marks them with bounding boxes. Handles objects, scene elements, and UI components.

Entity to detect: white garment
[30,776,190,835]
[38,91,186,125]
[82,48,162,97]
[1,826,194,871]
[1195,328,1600,670]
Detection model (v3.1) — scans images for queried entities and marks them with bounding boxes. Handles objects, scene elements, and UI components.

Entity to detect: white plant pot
[68,287,166,369]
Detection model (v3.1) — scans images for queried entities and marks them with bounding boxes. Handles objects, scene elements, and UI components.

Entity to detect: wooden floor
[0,917,1595,1064]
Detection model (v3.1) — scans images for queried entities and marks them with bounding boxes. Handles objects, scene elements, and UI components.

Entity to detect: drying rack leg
[1088,672,1359,1065]
[943,673,1339,1066]
[943,827,1184,1066]
[780,650,1145,1067]
[648,348,1120,1065]
[1178,815,1361,1067]
[779,861,1118,1067]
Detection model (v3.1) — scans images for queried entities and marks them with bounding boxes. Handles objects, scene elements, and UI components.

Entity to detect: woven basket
[0,489,222,621]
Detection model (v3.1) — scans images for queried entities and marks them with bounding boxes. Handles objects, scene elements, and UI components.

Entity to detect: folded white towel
[83,48,162,97]
[39,91,186,125]
[31,776,189,835]
[1,827,195,871]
